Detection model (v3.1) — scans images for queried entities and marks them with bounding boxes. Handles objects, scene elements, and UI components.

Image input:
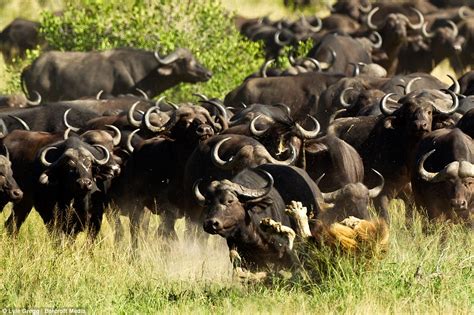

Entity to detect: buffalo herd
[0,0,473,278]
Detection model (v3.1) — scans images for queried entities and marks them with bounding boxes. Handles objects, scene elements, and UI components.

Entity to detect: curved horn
[193,179,206,206]
[459,161,474,178]
[63,109,80,132]
[155,96,166,108]
[127,101,142,128]
[339,87,355,108]
[250,115,269,136]
[260,59,275,78]
[192,93,209,101]
[369,31,383,49]
[405,8,424,30]
[274,30,291,46]
[167,101,179,110]
[432,89,459,114]
[368,168,385,198]
[8,115,30,131]
[96,90,104,100]
[0,118,7,136]
[329,108,347,124]
[40,146,58,167]
[366,7,380,30]
[274,103,291,116]
[63,128,72,140]
[448,74,460,94]
[233,169,274,200]
[418,149,439,182]
[379,93,398,116]
[26,91,41,106]
[350,63,360,77]
[3,144,9,160]
[422,22,435,38]
[360,2,372,13]
[295,115,320,139]
[321,48,336,70]
[135,88,148,100]
[303,57,322,72]
[204,100,228,122]
[445,20,458,38]
[301,15,322,33]
[315,173,325,186]
[126,129,140,153]
[266,143,297,165]
[459,6,472,20]
[105,124,122,146]
[154,50,180,65]
[321,187,343,203]
[211,137,234,169]
[288,53,296,66]
[405,76,422,94]
[144,107,165,133]
[92,144,110,165]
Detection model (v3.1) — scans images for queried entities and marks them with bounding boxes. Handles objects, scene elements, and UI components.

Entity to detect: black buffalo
[412,128,474,225]
[22,47,212,101]
[0,18,43,64]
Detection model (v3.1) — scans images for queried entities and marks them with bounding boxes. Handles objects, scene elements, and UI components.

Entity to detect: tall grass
[0,1,472,312]
[1,201,472,313]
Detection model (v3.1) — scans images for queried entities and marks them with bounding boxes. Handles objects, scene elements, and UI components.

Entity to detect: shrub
[36,0,265,101]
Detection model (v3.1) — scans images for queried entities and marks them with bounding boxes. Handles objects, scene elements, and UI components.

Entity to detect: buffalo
[22,47,212,101]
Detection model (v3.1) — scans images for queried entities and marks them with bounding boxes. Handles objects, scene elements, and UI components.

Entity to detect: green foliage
[38,0,265,101]
[276,39,314,68]
[3,48,41,94]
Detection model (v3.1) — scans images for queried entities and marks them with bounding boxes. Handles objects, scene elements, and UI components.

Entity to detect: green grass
[1,201,472,313]
[0,1,472,312]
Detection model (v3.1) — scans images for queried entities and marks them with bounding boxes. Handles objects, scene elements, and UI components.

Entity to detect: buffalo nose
[196,125,213,136]
[415,121,429,132]
[203,218,222,234]
[451,199,468,210]
[77,178,93,190]
[10,188,23,201]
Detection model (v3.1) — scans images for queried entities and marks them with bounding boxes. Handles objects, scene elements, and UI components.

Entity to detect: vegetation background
[0,0,472,313]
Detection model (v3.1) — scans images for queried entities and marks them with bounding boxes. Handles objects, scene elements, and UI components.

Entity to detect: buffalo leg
[155,208,179,240]
[5,199,33,235]
[129,206,145,250]
[105,207,124,243]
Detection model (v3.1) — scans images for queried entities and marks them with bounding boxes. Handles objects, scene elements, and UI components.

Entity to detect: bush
[36,0,265,101]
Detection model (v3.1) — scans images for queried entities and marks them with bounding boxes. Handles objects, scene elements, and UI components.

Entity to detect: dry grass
[0,1,472,313]
[0,201,472,313]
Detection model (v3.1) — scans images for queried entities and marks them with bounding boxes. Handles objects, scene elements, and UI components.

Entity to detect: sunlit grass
[0,1,472,312]
[0,201,472,313]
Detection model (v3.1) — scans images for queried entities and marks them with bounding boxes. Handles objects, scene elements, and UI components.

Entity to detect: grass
[0,1,472,313]
[0,201,472,313]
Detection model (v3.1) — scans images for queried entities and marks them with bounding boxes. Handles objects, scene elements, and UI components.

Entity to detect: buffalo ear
[383,116,396,129]
[39,172,49,185]
[304,141,328,154]
[157,66,173,76]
